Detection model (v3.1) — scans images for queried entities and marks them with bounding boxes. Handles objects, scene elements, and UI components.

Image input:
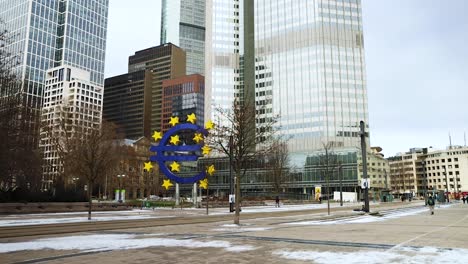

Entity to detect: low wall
[0,202,132,214]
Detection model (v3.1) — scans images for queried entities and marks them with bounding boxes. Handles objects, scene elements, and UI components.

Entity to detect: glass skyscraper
[160,0,205,75]
[0,0,109,147]
[206,0,369,154]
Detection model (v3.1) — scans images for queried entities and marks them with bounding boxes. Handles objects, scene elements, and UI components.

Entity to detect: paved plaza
[1,202,468,263]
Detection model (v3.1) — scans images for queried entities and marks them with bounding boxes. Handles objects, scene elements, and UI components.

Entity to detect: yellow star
[193,133,204,144]
[169,116,179,127]
[202,145,211,156]
[205,120,215,130]
[169,161,180,172]
[199,178,208,190]
[187,113,197,124]
[144,161,153,172]
[170,135,180,145]
[207,164,216,176]
[152,131,163,142]
[162,179,173,190]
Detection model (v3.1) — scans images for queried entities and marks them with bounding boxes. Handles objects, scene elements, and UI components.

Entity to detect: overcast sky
[105,0,468,157]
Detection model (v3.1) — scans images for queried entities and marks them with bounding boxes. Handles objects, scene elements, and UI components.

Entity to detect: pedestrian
[463,196,466,204]
[275,195,280,208]
[427,194,435,215]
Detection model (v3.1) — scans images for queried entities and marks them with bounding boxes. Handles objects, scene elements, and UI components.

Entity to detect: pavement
[1,201,468,263]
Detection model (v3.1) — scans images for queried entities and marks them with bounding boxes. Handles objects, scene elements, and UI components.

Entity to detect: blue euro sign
[150,123,209,184]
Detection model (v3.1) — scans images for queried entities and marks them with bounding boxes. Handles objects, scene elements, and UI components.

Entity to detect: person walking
[275,195,280,208]
[428,194,435,215]
[463,196,466,204]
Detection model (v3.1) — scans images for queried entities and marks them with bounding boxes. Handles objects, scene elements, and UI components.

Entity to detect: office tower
[40,66,103,190]
[128,43,186,132]
[206,0,369,153]
[103,70,152,139]
[0,0,109,147]
[204,0,256,129]
[160,0,205,75]
[161,74,205,132]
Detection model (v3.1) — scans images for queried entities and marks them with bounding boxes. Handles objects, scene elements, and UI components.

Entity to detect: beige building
[424,146,468,194]
[388,146,468,198]
[388,148,426,197]
[366,147,391,190]
[40,66,103,191]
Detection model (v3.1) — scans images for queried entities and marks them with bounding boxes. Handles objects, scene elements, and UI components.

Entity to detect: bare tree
[268,137,290,195]
[209,101,277,224]
[318,142,340,215]
[68,121,122,219]
[41,103,122,218]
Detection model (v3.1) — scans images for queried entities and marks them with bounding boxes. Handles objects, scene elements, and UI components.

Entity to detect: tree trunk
[88,181,93,220]
[234,172,240,225]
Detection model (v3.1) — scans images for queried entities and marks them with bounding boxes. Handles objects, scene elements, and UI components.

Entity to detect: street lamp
[421,161,427,205]
[72,177,79,192]
[443,166,449,203]
[338,165,343,206]
[117,174,126,203]
[229,135,234,212]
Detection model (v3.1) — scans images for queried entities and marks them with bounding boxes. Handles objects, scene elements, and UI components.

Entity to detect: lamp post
[72,177,79,192]
[421,161,427,205]
[339,165,343,206]
[443,166,449,203]
[359,121,369,213]
[229,135,234,212]
[117,174,126,203]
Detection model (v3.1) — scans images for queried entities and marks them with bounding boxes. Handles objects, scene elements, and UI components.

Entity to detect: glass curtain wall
[255,0,369,153]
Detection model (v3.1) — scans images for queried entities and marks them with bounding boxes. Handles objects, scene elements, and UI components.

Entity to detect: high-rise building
[204,0,370,195]
[103,70,152,139]
[206,0,369,153]
[204,0,256,141]
[160,0,205,75]
[40,65,103,190]
[0,0,109,147]
[128,43,186,132]
[161,74,205,132]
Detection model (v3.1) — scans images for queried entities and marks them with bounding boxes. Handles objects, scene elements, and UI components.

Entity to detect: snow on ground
[282,204,455,226]
[273,246,468,264]
[208,202,364,215]
[0,233,256,253]
[0,215,174,227]
[212,223,271,232]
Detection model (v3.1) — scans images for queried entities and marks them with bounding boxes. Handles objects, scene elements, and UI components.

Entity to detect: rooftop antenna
[449,132,452,149]
[464,131,467,147]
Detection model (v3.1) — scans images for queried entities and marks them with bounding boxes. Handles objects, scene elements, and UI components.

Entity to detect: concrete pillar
[303,187,307,194]
[175,183,180,206]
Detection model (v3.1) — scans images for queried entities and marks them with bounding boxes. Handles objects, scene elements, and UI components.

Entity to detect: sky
[104,0,468,157]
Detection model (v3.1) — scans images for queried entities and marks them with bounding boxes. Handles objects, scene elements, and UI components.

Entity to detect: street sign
[361,178,370,189]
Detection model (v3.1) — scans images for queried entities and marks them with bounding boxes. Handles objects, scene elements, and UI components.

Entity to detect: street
[1,202,468,263]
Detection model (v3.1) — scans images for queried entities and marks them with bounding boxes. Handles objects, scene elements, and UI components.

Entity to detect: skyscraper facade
[0,0,109,147]
[103,70,152,139]
[160,0,205,75]
[206,0,369,154]
[161,74,205,132]
[128,43,186,132]
[40,65,103,190]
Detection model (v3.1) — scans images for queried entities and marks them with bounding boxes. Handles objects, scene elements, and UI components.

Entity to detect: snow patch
[283,207,431,226]
[0,215,174,227]
[274,247,468,264]
[0,234,256,253]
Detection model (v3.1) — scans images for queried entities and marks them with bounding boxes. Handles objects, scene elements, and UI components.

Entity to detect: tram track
[0,202,425,239]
